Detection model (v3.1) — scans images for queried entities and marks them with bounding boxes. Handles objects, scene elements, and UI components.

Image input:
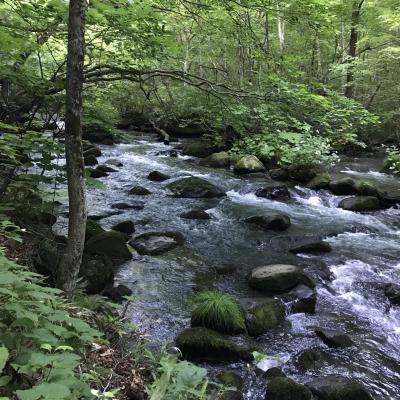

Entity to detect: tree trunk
[345,0,364,98]
[276,4,285,54]
[56,0,87,294]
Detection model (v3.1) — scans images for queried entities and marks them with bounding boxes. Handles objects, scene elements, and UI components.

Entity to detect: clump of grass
[191,291,246,335]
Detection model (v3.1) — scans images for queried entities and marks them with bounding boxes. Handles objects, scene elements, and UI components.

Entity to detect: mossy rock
[167,177,226,198]
[85,219,106,242]
[267,377,313,400]
[87,167,108,178]
[129,186,151,195]
[111,220,135,235]
[243,298,286,336]
[183,141,215,158]
[85,230,131,266]
[129,231,185,255]
[84,154,98,166]
[175,327,256,362]
[338,196,381,212]
[233,155,266,175]
[147,170,170,182]
[329,177,358,195]
[216,371,243,400]
[307,174,331,190]
[83,144,102,158]
[200,152,231,168]
[354,180,379,197]
[80,253,114,294]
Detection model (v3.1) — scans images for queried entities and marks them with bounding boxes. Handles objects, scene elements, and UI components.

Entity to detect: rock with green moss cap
[338,196,381,212]
[200,152,231,168]
[129,186,151,195]
[129,231,185,255]
[85,230,131,266]
[111,220,135,235]
[266,377,313,400]
[183,141,215,158]
[355,180,379,197]
[307,174,331,190]
[85,219,106,242]
[242,298,286,337]
[233,155,266,175]
[167,176,226,198]
[249,264,315,293]
[84,154,98,166]
[175,327,256,362]
[216,371,243,400]
[329,177,358,195]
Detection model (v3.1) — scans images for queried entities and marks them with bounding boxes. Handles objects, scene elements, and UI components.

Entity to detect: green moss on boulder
[233,155,266,175]
[167,177,226,198]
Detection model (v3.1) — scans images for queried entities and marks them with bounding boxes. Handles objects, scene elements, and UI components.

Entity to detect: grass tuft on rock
[191,291,246,334]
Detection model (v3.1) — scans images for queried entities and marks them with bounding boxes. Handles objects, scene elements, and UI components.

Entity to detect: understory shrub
[191,291,246,334]
[384,147,400,174]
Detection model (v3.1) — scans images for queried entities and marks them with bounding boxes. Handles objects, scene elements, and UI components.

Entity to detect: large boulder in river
[270,166,318,183]
[111,220,135,235]
[307,174,331,190]
[384,283,400,305]
[183,141,215,158]
[233,155,266,175]
[216,371,243,400]
[80,253,114,294]
[199,151,230,168]
[175,327,256,362]
[290,240,332,254]
[245,213,291,231]
[147,170,170,182]
[255,184,290,200]
[82,130,114,145]
[85,230,131,266]
[280,285,317,314]
[315,329,353,348]
[338,196,381,212]
[249,265,315,293]
[83,143,102,158]
[167,177,226,198]
[242,298,286,337]
[180,210,211,220]
[329,177,358,195]
[129,186,151,195]
[130,231,185,255]
[85,219,106,242]
[84,154,98,166]
[266,377,313,400]
[306,375,374,400]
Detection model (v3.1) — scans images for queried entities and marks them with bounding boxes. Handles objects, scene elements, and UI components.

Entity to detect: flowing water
[63,134,400,399]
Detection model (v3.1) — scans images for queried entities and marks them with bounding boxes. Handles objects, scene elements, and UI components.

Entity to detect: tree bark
[56,0,87,294]
[345,0,364,98]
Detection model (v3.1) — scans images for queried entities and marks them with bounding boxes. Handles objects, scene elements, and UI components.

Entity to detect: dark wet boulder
[245,213,291,231]
[105,158,123,167]
[384,283,400,305]
[355,181,379,197]
[80,253,114,294]
[111,201,145,210]
[338,196,381,212]
[307,174,331,190]
[290,240,332,254]
[180,210,211,220]
[215,264,237,275]
[255,184,290,200]
[296,349,325,372]
[88,210,121,221]
[84,154,98,166]
[216,371,243,400]
[249,264,315,294]
[175,327,256,362]
[96,165,118,173]
[315,329,353,348]
[111,220,135,235]
[129,186,151,195]
[270,167,317,183]
[130,231,185,255]
[147,170,170,182]
[241,298,286,337]
[266,377,313,400]
[200,152,231,168]
[183,141,215,158]
[85,230,131,267]
[269,168,290,181]
[265,368,286,378]
[280,285,317,314]
[329,177,358,195]
[306,375,374,400]
[377,189,400,208]
[167,177,226,198]
[85,219,106,242]
[83,144,102,158]
[102,284,133,303]
[87,168,108,178]
[233,155,266,175]
[82,130,114,145]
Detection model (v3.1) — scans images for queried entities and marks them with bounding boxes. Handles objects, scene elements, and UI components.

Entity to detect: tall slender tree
[56,0,87,294]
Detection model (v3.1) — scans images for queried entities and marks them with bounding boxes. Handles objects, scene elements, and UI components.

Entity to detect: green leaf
[16,383,71,400]
[0,347,9,373]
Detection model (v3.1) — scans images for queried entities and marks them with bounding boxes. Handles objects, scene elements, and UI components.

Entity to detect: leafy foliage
[384,147,400,174]
[191,291,246,335]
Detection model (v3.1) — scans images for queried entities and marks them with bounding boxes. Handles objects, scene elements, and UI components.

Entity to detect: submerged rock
[167,177,226,198]
[249,265,315,293]
[147,170,170,182]
[255,184,290,200]
[245,213,291,231]
[129,186,151,195]
[96,164,118,173]
[105,158,123,167]
[329,177,358,195]
[233,155,266,175]
[242,298,286,336]
[266,377,313,400]
[315,329,353,348]
[130,231,185,255]
[200,151,231,168]
[111,201,145,210]
[180,210,211,220]
[175,327,255,362]
[384,283,400,305]
[85,230,131,266]
[290,240,332,254]
[111,220,135,235]
[307,174,331,190]
[338,196,381,212]
[306,375,374,400]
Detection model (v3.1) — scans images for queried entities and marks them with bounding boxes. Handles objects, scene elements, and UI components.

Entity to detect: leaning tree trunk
[56,0,87,294]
